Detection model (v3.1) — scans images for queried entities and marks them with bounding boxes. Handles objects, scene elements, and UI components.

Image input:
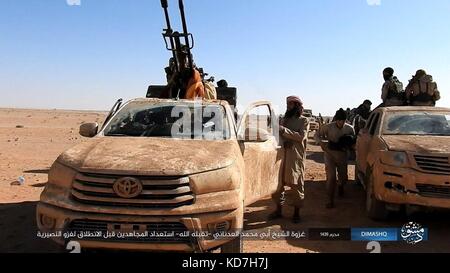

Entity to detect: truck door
[356,112,381,175]
[237,101,283,206]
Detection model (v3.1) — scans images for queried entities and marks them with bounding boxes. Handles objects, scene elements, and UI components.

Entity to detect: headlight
[39,214,56,230]
[189,165,240,195]
[380,151,409,167]
[47,161,77,188]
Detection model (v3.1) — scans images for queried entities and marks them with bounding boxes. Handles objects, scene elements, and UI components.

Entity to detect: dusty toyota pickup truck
[37,98,282,252]
[356,106,450,220]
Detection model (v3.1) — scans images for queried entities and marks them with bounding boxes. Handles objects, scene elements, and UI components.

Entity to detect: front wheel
[354,163,363,186]
[366,168,388,221]
[221,236,243,253]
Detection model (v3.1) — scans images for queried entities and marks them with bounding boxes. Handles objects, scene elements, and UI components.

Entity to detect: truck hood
[57,137,238,176]
[382,135,450,153]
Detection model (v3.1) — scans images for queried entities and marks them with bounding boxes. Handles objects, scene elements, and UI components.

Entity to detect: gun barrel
[161,0,178,73]
[178,0,193,69]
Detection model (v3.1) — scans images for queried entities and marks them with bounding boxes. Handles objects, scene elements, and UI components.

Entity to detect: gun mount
[146,0,237,108]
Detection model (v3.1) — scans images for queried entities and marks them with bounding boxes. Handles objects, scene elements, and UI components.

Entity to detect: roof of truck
[376,106,450,112]
[129,98,230,106]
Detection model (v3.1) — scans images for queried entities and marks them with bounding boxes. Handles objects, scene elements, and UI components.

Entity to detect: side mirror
[79,123,99,138]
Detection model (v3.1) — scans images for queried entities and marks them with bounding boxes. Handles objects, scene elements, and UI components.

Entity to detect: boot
[292,207,301,224]
[267,204,283,220]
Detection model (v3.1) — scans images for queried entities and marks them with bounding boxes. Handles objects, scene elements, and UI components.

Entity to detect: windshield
[103,102,231,140]
[383,112,450,136]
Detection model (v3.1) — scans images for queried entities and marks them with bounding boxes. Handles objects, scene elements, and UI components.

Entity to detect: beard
[284,106,302,119]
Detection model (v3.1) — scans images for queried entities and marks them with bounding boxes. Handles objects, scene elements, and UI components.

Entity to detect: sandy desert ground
[0,108,449,253]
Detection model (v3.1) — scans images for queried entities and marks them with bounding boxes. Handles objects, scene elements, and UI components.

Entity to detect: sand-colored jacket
[280,116,310,186]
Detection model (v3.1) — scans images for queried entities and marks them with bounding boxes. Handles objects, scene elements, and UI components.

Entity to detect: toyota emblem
[113,177,143,198]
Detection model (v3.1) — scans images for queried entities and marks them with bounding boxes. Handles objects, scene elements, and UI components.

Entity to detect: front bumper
[37,202,243,252]
[373,161,450,209]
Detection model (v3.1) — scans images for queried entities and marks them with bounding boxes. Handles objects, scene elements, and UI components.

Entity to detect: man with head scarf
[268,96,310,223]
[406,69,441,106]
[317,108,355,209]
[355,100,373,120]
[381,67,405,107]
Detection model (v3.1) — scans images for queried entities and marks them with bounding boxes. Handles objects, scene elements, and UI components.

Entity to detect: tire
[354,162,363,186]
[366,168,388,221]
[221,236,243,253]
[354,166,361,186]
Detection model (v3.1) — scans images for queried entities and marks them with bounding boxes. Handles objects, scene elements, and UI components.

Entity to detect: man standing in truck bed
[268,96,310,223]
[381,67,405,107]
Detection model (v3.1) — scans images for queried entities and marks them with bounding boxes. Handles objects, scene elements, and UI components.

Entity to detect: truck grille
[414,155,450,175]
[66,220,192,243]
[416,184,450,199]
[71,173,195,208]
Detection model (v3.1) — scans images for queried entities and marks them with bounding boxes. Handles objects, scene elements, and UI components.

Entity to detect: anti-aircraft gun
[146,0,237,108]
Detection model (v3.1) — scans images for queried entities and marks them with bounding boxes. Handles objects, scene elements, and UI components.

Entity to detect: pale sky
[1,0,449,116]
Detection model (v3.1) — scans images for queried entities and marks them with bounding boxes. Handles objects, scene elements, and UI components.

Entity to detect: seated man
[166,46,205,100]
[406,69,441,106]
